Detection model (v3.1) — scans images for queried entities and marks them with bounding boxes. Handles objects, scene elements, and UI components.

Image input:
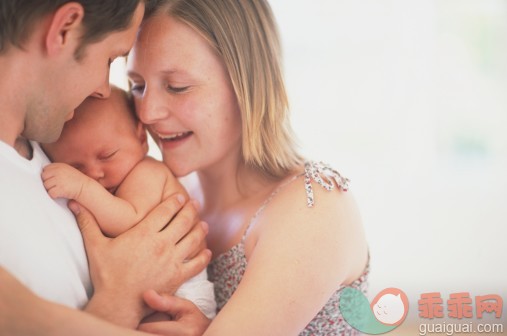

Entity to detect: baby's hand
[42,163,89,200]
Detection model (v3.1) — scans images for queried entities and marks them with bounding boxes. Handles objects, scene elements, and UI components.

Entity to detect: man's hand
[138,290,211,336]
[72,194,211,328]
[42,163,89,200]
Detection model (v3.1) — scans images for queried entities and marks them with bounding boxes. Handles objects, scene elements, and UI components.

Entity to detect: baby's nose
[86,165,105,181]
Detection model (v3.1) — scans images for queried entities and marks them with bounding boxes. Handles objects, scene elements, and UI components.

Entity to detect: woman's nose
[136,88,170,125]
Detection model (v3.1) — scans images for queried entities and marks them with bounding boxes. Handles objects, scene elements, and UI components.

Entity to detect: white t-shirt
[0,140,92,308]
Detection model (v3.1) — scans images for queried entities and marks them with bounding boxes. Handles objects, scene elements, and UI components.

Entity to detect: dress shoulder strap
[303,161,350,207]
[240,161,350,243]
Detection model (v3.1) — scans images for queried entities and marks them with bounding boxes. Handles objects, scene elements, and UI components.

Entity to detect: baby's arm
[42,162,140,236]
[42,159,182,237]
[105,157,188,236]
[42,162,115,209]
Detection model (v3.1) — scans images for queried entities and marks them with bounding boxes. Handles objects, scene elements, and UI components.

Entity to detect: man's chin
[65,110,75,121]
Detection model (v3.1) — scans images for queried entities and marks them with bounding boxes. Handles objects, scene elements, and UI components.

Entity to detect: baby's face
[44,100,147,194]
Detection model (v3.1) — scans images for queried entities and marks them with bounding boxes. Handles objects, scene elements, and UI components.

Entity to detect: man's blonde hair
[145,0,302,178]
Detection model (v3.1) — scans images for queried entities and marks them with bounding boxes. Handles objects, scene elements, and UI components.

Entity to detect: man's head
[42,87,149,194]
[0,1,141,56]
[0,1,145,146]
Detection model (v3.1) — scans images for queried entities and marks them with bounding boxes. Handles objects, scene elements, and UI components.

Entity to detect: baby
[41,87,216,319]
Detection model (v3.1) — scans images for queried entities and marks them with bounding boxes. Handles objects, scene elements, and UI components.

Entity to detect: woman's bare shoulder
[255,162,368,283]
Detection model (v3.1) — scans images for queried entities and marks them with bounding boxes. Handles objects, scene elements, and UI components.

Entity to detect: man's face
[24,3,145,144]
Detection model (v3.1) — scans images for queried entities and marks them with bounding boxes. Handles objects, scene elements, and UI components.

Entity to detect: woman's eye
[167,85,190,93]
[130,84,145,94]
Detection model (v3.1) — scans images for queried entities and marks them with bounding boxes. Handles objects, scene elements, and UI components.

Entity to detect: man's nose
[90,74,111,99]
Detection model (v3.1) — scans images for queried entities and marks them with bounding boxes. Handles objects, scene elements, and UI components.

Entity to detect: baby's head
[43,86,148,193]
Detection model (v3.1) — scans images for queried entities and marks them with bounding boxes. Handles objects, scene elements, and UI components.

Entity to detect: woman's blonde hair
[145,0,302,179]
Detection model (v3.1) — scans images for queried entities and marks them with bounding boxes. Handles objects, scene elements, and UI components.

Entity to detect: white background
[111,0,507,323]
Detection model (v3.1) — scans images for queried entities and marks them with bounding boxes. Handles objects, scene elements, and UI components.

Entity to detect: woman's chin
[162,158,195,178]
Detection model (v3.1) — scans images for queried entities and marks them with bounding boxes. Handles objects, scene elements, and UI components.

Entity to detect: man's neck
[14,136,33,159]
[0,47,32,156]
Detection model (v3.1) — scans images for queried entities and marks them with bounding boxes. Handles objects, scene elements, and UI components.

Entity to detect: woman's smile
[156,130,194,149]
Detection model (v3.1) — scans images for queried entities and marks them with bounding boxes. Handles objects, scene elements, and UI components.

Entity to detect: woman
[129,0,369,334]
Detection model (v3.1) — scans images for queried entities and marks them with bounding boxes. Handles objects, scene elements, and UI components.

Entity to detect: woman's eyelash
[167,85,190,93]
[131,84,144,91]
[128,84,190,94]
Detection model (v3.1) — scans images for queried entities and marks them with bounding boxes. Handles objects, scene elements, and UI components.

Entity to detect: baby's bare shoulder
[136,157,186,196]
[132,157,176,178]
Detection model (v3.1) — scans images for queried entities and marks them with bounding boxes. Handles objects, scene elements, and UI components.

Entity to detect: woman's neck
[196,159,276,216]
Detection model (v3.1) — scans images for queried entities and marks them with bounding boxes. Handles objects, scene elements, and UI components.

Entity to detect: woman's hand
[137,290,211,336]
[73,193,211,328]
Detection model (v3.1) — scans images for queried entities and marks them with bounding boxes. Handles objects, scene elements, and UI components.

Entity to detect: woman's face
[127,14,242,177]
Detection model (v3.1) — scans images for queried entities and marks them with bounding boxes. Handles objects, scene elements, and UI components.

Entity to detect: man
[0,1,210,334]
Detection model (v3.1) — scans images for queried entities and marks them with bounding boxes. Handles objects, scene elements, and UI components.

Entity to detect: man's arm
[0,266,144,336]
[0,267,209,335]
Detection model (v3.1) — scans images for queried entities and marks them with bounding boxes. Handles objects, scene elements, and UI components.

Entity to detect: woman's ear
[45,3,85,57]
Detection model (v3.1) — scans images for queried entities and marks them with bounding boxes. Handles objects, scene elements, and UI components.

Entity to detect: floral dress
[208,161,370,335]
